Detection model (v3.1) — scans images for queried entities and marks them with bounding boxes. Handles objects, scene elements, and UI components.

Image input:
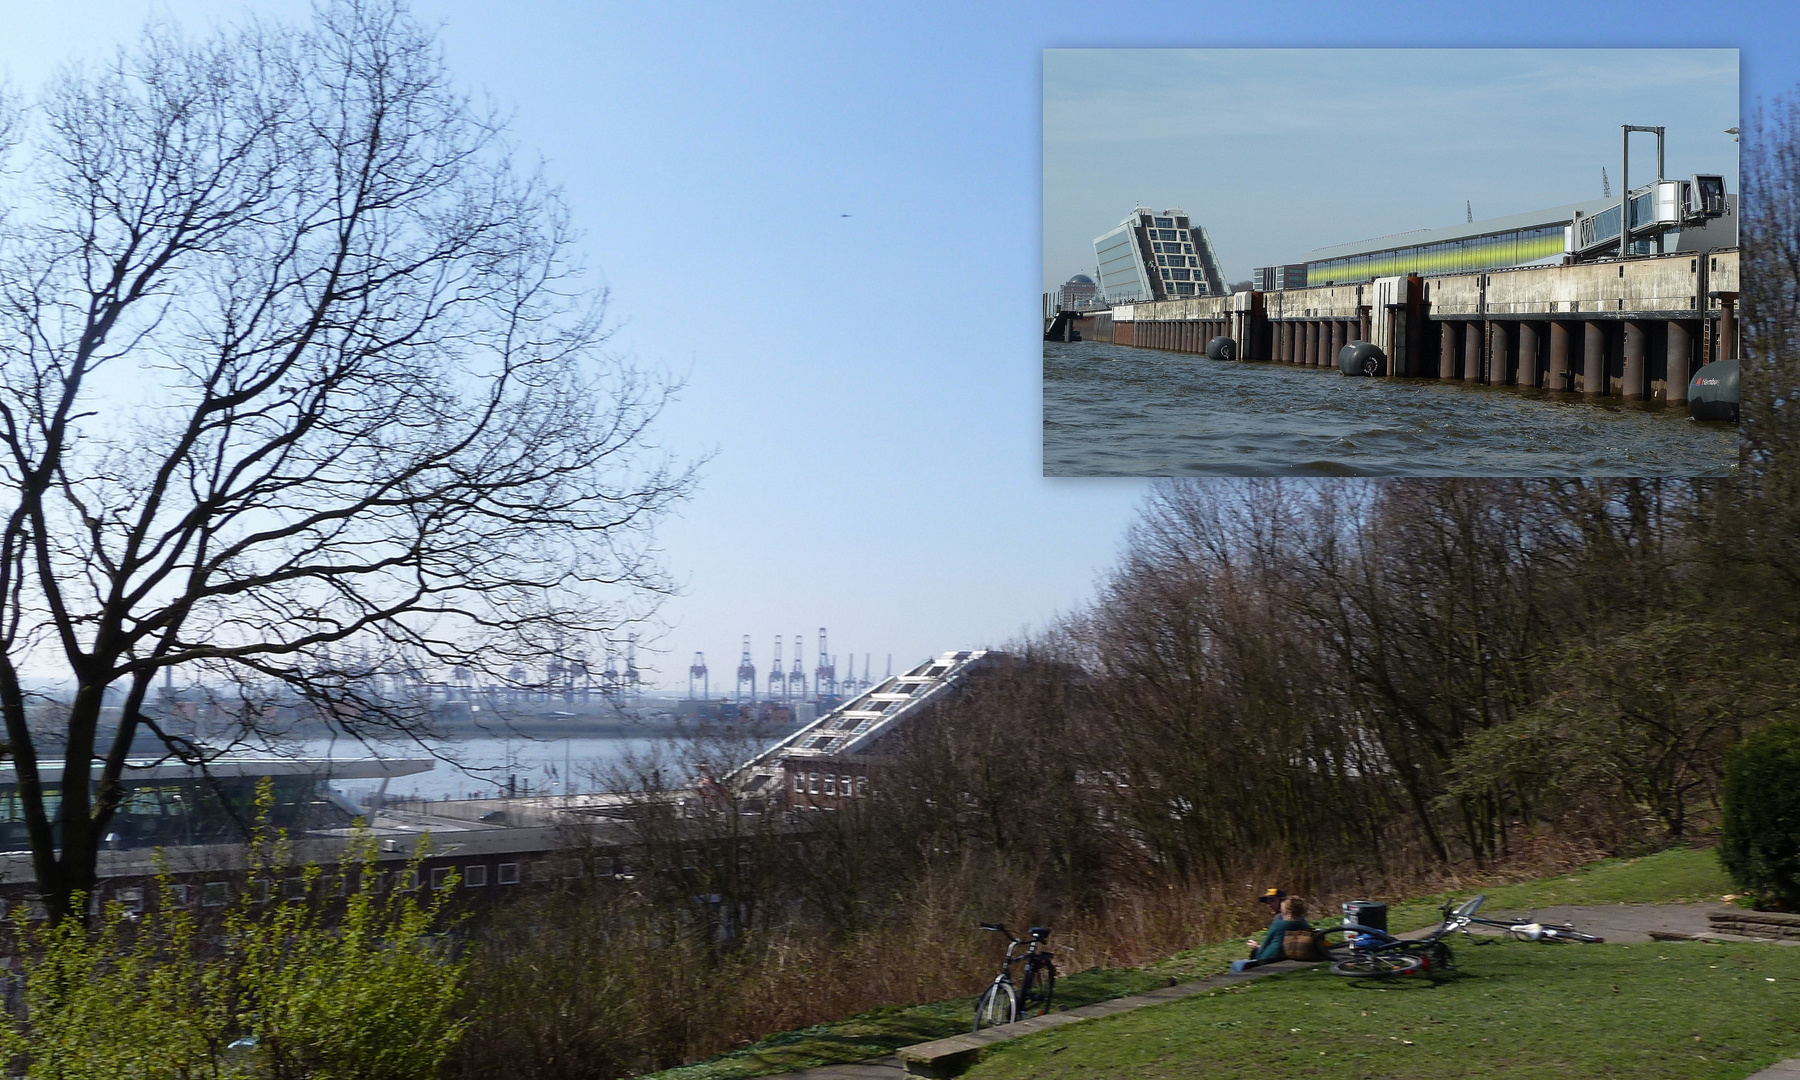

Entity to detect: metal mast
[736,635,757,702]
[789,635,806,700]
[768,636,785,700]
[688,652,708,699]
[814,627,835,701]
[625,634,640,704]
[1620,124,1666,258]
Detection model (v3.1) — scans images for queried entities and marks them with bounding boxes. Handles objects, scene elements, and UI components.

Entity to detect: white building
[1093,207,1226,303]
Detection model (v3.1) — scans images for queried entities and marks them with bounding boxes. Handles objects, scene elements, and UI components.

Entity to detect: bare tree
[1743,92,1800,464]
[0,0,693,921]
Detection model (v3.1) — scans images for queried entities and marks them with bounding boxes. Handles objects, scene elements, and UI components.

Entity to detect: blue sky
[1045,49,1739,292]
[2,1,1793,691]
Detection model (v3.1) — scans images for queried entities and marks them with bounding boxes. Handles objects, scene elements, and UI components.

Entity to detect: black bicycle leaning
[972,923,1056,1031]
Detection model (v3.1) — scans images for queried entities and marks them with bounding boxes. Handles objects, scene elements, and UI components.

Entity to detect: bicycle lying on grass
[972,923,1056,1031]
[1451,895,1606,943]
[1314,897,1480,978]
[1316,895,1604,979]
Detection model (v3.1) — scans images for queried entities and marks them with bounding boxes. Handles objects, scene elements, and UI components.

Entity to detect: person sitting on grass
[1233,895,1316,971]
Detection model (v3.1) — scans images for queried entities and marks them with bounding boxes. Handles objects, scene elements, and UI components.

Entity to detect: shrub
[1720,720,1800,911]
[0,780,464,1080]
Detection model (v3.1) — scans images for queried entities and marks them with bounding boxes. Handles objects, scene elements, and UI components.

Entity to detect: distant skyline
[1,5,1793,692]
[1045,49,1740,294]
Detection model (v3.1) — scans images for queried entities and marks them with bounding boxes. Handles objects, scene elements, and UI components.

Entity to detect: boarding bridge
[1567,175,1732,260]
[731,650,996,801]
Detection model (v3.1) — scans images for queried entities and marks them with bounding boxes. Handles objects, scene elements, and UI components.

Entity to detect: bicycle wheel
[973,981,1017,1032]
[1538,925,1605,944]
[1414,940,1455,973]
[1311,927,1356,963]
[1331,951,1426,979]
[1019,960,1056,1017]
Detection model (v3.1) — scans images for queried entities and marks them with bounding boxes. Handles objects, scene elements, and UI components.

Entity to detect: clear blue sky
[1045,49,1739,292]
[3,1,1793,691]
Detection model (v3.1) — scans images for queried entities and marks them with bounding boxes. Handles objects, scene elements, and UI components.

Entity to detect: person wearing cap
[1234,895,1313,970]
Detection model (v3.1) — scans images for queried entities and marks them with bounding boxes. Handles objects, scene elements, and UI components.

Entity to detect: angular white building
[1093,206,1226,303]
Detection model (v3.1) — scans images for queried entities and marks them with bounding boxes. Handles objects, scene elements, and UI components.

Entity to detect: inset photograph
[1043,49,1741,476]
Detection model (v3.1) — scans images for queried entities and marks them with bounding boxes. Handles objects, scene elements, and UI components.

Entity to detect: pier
[1066,247,1738,404]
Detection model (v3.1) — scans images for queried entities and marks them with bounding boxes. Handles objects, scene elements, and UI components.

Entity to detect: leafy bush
[1720,720,1800,911]
[0,881,223,1079]
[0,780,464,1079]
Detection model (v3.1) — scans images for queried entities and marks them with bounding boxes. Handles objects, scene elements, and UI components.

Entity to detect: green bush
[1720,720,1800,911]
[0,779,465,1079]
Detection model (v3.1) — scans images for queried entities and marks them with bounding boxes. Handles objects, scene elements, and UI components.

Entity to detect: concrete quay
[1070,247,1738,405]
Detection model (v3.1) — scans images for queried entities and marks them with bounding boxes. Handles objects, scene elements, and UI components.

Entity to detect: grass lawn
[641,847,1746,1080]
[1379,845,1739,934]
[962,938,1800,1080]
[641,963,1200,1080]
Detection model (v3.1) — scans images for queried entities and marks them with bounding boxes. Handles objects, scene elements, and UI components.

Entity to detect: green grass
[641,966,1187,1080]
[1381,846,1737,934]
[962,939,1800,1080]
[640,847,1745,1080]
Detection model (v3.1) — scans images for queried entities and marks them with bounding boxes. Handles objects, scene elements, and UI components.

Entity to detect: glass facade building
[1093,207,1226,303]
[1295,198,1617,287]
[1307,224,1567,284]
[0,757,430,853]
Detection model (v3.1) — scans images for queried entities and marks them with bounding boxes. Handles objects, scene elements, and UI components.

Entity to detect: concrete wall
[1088,248,1739,404]
[1263,283,1364,321]
[1113,295,1234,322]
[1709,248,1738,300]
[1481,252,1708,318]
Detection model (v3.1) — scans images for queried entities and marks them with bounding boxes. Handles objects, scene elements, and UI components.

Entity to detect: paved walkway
[739,903,1799,1079]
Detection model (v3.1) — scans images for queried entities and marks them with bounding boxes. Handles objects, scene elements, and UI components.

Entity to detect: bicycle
[972,923,1056,1031]
[1315,897,1479,979]
[1448,894,1606,943]
[1317,895,1605,980]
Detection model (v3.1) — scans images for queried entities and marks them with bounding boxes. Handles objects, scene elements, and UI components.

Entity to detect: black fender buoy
[1206,336,1237,361]
[1338,340,1385,377]
[1688,359,1738,422]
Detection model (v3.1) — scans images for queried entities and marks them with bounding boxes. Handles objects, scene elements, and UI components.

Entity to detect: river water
[1044,340,1741,476]
[292,730,789,803]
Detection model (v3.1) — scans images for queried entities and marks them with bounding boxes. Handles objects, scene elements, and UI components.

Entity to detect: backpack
[1282,929,1322,961]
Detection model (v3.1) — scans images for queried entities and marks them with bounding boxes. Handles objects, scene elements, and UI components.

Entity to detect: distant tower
[861,653,871,693]
[885,654,893,679]
[546,656,565,703]
[736,635,757,702]
[625,634,640,703]
[573,650,591,703]
[600,649,621,702]
[688,651,708,699]
[789,635,806,699]
[1466,200,1472,224]
[768,636,785,700]
[1602,167,1611,197]
[814,627,835,701]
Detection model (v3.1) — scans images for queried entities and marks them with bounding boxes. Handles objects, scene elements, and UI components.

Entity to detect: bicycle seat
[1029,926,1051,941]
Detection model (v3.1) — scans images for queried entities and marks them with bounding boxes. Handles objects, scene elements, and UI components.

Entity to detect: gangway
[1567,125,1731,261]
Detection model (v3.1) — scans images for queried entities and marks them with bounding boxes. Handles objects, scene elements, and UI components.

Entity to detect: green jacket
[1255,917,1311,962]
